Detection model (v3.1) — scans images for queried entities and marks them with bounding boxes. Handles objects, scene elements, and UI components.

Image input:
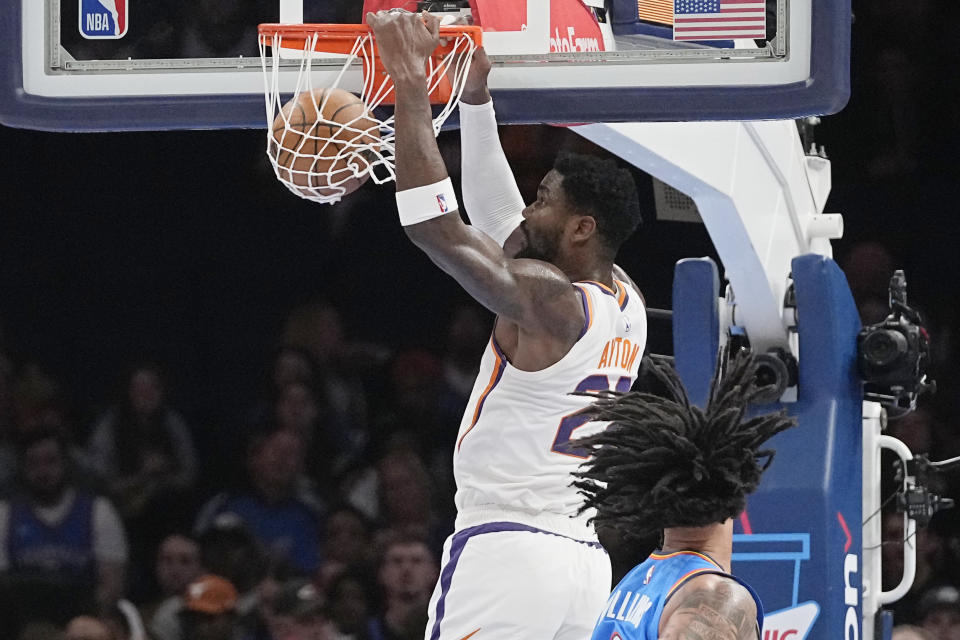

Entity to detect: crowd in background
[0,299,488,640]
[1,241,959,640]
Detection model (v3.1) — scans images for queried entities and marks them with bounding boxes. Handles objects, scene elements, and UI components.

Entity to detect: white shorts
[424,521,611,640]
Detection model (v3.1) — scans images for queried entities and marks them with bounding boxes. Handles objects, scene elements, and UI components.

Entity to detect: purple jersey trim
[579,281,616,297]
[475,339,507,423]
[579,280,630,311]
[576,286,591,339]
[429,521,603,640]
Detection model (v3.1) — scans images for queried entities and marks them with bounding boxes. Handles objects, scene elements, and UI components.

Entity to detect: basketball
[268,88,380,199]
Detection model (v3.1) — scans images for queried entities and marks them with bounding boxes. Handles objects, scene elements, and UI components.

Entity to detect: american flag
[638,0,674,26]
[673,0,766,41]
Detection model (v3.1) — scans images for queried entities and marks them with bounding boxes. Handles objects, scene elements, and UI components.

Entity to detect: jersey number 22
[551,374,630,458]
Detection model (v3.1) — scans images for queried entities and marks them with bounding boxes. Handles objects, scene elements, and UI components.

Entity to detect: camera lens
[752,352,790,403]
[861,329,908,367]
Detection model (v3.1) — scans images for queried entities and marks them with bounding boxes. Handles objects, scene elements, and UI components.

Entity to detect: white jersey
[453,278,647,540]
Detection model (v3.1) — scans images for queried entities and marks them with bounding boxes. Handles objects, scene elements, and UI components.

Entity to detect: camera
[895,455,954,527]
[857,270,934,410]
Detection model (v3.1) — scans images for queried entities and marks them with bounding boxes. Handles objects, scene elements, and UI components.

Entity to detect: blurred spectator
[195,429,323,576]
[281,301,374,438]
[251,344,371,502]
[83,363,198,520]
[150,520,269,640]
[275,381,321,441]
[380,350,445,440]
[9,362,68,437]
[432,304,490,519]
[370,534,438,640]
[439,304,487,403]
[0,429,128,632]
[315,504,375,592]
[883,511,958,624]
[158,534,205,601]
[272,346,322,393]
[268,578,338,640]
[249,346,322,431]
[327,571,378,639]
[142,534,204,622]
[65,616,114,640]
[274,379,359,502]
[356,348,462,530]
[378,445,449,556]
[919,585,960,640]
[83,363,199,602]
[227,345,326,490]
[179,574,246,640]
[198,519,270,604]
[894,626,934,640]
[106,600,149,640]
[343,438,451,558]
[1,361,81,492]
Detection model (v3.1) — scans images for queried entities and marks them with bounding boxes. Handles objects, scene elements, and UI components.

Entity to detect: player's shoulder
[659,573,759,640]
[509,258,585,329]
[512,257,576,295]
[612,264,645,306]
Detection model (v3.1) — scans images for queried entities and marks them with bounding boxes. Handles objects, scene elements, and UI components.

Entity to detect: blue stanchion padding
[730,255,862,639]
[672,257,720,408]
[879,609,894,640]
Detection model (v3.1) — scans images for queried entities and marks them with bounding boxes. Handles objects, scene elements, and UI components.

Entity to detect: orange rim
[257,23,482,56]
[258,23,482,106]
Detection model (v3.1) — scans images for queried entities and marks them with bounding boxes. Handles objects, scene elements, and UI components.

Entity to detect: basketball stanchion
[258,23,482,204]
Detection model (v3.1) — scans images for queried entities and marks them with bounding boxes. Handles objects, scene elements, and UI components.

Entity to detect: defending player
[367,10,646,640]
[573,351,797,640]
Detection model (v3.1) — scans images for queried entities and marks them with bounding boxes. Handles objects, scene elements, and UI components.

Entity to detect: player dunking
[574,351,797,639]
[368,10,646,640]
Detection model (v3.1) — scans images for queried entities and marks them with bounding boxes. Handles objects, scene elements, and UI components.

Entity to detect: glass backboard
[0,0,849,131]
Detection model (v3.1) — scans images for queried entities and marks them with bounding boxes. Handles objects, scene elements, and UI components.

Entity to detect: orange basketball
[268,88,380,199]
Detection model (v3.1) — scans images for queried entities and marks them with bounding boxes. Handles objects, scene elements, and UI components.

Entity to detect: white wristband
[396,178,459,226]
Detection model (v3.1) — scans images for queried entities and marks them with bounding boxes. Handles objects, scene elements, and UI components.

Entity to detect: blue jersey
[7,492,96,584]
[590,550,763,640]
[220,494,320,573]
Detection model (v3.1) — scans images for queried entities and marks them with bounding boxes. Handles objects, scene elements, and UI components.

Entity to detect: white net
[259,27,477,204]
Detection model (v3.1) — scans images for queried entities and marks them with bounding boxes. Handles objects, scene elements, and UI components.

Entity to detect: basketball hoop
[257,23,482,204]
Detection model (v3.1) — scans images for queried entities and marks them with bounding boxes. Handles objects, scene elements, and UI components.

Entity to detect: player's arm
[458,48,526,252]
[368,11,582,330]
[658,574,759,640]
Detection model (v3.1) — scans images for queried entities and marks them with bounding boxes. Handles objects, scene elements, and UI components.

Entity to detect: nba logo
[79,0,128,39]
[436,193,449,213]
[643,565,655,585]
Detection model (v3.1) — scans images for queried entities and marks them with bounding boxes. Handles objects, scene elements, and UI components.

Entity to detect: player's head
[515,151,641,264]
[573,350,796,541]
